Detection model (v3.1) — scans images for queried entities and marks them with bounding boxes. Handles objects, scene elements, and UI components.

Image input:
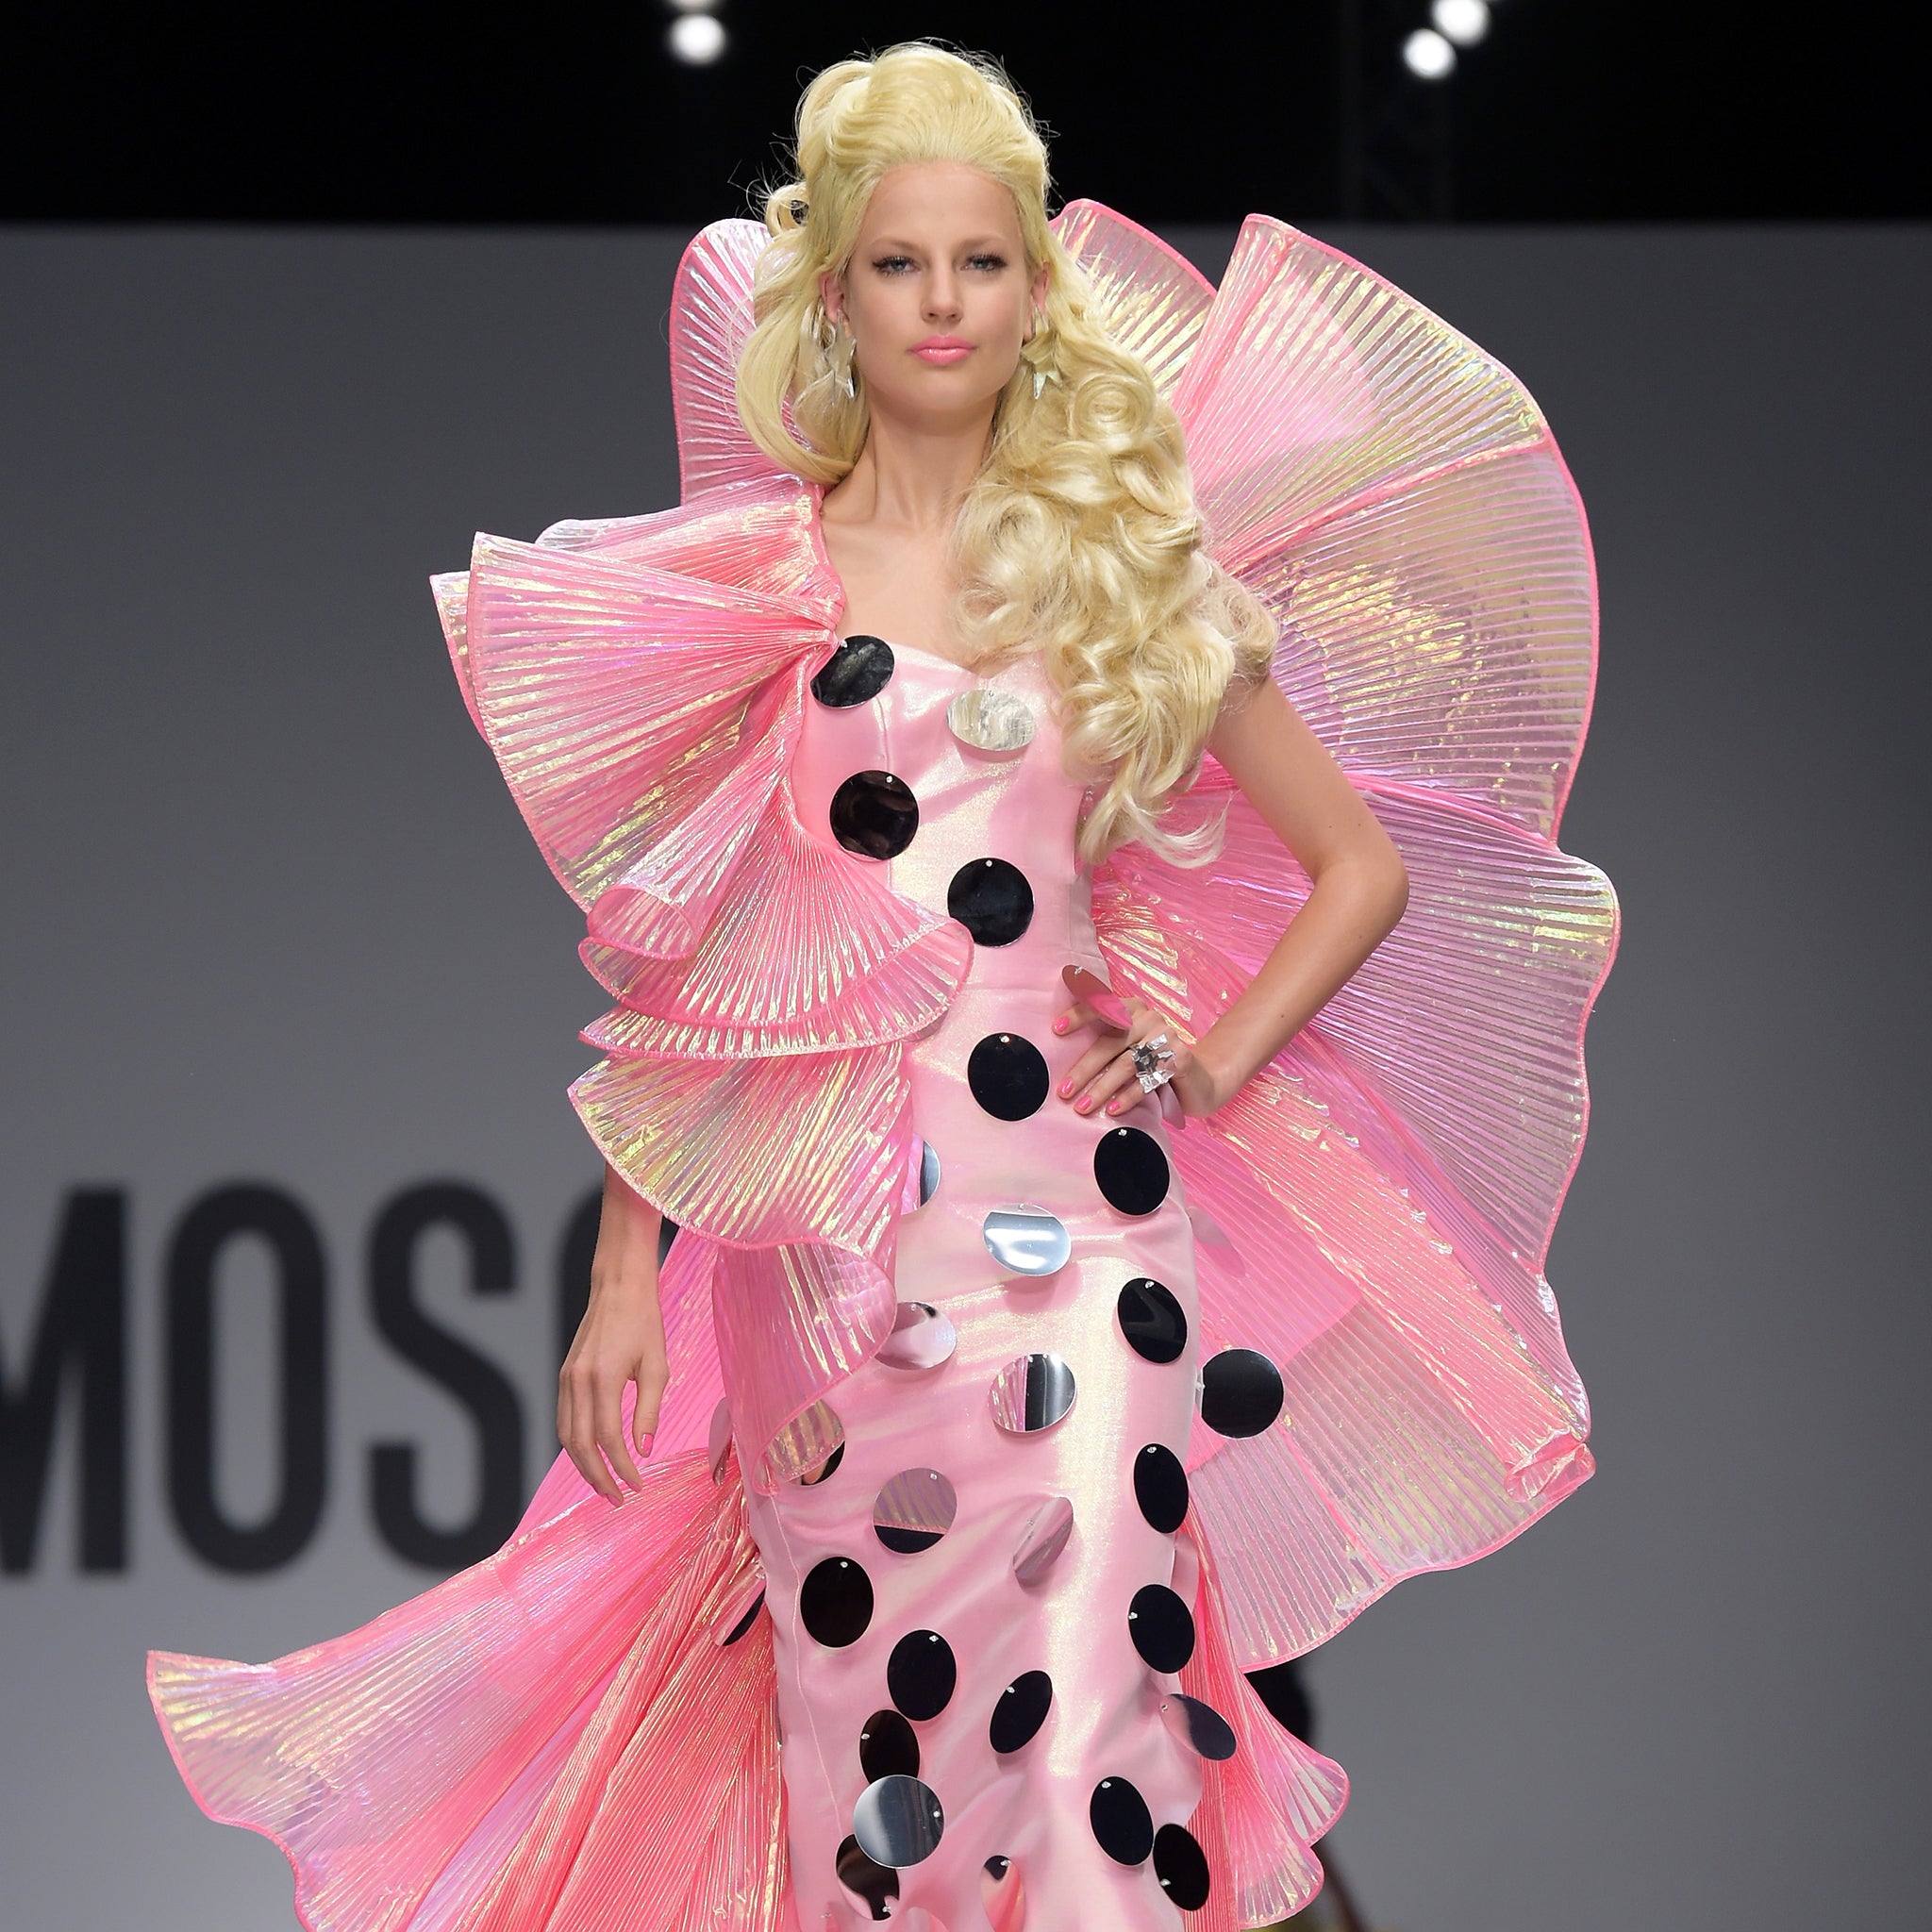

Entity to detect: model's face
[823,161,1048,430]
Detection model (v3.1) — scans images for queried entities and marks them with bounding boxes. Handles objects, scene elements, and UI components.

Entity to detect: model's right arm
[558,1161,669,1503]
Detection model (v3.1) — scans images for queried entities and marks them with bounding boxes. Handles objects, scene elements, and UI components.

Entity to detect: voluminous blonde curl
[737,42,1274,863]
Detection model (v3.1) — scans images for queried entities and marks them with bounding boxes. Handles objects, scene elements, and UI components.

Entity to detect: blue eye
[869,252,1008,275]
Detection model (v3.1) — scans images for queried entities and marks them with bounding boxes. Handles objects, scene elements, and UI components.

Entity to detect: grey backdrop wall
[2,220,1926,1931]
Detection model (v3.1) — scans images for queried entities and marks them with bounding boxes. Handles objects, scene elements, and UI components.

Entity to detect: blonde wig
[737,42,1274,862]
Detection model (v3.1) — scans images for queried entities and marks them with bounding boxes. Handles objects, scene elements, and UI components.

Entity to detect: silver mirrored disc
[1159,1691,1239,1761]
[853,1774,945,1868]
[708,1396,733,1482]
[873,1469,958,1553]
[1011,1493,1074,1585]
[761,1398,844,1487]
[876,1299,958,1371]
[918,1140,941,1206]
[982,1206,1072,1277]
[947,687,1037,754]
[990,1353,1077,1434]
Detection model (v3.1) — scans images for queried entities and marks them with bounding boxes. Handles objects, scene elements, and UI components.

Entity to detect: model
[149,42,1617,1932]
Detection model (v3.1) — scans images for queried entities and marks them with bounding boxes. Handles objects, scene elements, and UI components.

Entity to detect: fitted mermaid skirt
[743,640,1227,1928]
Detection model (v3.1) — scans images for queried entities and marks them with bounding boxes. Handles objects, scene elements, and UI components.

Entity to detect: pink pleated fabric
[151,1453,784,1932]
[150,202,1614,1929]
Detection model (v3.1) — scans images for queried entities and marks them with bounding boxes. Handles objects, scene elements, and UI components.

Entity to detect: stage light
[668,11,726,62]
[1402,28,1457,79]
[1431,0,1491,45]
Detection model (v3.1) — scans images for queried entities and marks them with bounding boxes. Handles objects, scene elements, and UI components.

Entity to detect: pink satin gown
[745,636,1228,1929]
[148,203,1616,1932]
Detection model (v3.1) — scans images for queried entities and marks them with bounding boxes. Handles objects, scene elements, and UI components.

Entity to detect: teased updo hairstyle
[736,42,1274,862]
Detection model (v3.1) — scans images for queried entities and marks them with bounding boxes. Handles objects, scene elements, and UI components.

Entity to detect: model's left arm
[1058,675,1409,1118]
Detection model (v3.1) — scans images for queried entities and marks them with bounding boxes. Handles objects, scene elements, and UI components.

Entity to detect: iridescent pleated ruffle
[150,1453,782,1932]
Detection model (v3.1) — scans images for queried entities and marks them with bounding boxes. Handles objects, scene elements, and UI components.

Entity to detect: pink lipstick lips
[911,336,974,364]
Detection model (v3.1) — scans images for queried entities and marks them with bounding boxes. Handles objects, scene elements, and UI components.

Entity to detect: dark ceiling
[5,2,1924,225]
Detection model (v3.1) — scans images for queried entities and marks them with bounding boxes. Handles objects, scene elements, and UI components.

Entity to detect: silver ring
[1130,1033,1175,1093]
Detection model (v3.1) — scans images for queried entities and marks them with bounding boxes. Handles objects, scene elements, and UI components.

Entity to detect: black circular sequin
[947,858,1034,946]
[836,1834,900,1919]
[1094,1126,1171,1215]
[720,1588,765,1646]
[1200,1348,1286,1437]
[989,1670,1054,1754]
[1117,1276,1188,1363]
[812,634,895,708]
[798,1439,845,1486]
[799,1556,874,1648]
[858,1708,921,1782]
[1127,1582,1196,1672]
[830,771,919,859]
[967,1033,1050,1121]
[887,1629,958,1721]
[1089,1776,1155,1865]
[1162,1691,1239,1762]
[1133,1443,1190,1534]
[1154,1823,1212,1909]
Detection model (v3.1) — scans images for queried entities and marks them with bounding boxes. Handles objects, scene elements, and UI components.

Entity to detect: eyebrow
[864,235,1015,253]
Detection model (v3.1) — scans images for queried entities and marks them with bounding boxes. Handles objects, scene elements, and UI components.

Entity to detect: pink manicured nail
[1107,1101,1121,1115]
[1053,1018,1067,1033]
[1075,1097,1091,1113]
[1058,1080,1072,1097]
[639,1431,655,1458]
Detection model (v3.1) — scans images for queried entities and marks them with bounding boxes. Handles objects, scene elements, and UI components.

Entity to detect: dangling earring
[831,319,858,401]
[1024,309,1059,400]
